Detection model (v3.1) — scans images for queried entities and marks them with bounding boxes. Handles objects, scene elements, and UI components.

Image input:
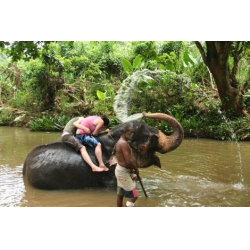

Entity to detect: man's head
[123,123,133,139]
[101,115,110,127]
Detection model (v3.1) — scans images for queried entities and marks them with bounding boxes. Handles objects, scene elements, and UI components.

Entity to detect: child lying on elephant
[62,116,109,172]
[75,115,110,172]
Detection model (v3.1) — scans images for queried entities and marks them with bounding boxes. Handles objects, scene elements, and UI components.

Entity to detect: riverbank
[1,106,250,141]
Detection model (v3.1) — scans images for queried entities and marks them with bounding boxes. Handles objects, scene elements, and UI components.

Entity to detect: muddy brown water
[1,126,250,207]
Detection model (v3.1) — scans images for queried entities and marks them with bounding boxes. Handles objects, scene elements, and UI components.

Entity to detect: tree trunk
[195,41,246,116]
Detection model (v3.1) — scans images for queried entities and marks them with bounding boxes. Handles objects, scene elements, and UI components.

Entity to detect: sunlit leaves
[0,41,10,48]
[121,58,133,73]
[133,55,142,69]
[96,90,106,100]
[183,50,197,67]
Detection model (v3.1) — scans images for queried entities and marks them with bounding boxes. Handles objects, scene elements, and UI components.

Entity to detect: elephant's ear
[111,145,116,155]
[108,155,117,168]
[108,145,118,168]
[129,140,139,151]
[153,154,161,168]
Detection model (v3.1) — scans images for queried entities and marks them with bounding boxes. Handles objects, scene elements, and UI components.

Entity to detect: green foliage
[0,41,10,48]
[9,90,37,111]
[156,53,176,71]
[98,54,122,76]
[90,83,116,116]
[55,101,86,117]
[158,41,190,73]
[122,58,133,73]
[183,50,197,67]
[99,42,114,54]
[0,107,16,125]
[128,69,191,116]
[107,115,120,128]
[121,55,143,76]
[28,115,70,131]
[1,41,250,141]
[122,41,195,75]
[68,55,90,78]
[133,55,142,69]
[159,41,185,57]
[85,62,102,81]
[133,41,158,60]
[96,90,106,100]
[1,41,51,61]
[0,51,9,65]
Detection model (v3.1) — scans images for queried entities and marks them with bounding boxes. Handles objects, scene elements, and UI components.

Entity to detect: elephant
[23,113,184,190]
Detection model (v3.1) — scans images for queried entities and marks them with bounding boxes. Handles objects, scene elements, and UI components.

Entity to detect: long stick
[137,174,148,198]
[134,152,148,197]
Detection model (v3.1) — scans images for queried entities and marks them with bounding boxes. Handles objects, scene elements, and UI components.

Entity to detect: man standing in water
[115,123,139,207]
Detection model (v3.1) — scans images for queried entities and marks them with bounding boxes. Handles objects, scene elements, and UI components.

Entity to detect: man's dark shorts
[117,186,138,198]
[62,134,83,152]
[75,134,99,148]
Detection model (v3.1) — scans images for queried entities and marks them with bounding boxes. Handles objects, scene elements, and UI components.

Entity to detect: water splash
[220,112,244,185]
[236,143,244,183]
[232,182,245,190]
[121,113,143,123]
[113,69,174,122]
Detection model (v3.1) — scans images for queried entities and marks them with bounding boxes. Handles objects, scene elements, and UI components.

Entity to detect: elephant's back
[24,140,80,168]
[23,141,116,190]
[23,141,79,174]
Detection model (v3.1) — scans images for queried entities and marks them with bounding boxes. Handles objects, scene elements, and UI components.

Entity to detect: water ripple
[0,164,25,207]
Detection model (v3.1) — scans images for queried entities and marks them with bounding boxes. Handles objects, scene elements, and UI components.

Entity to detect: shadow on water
[1,127,250,207]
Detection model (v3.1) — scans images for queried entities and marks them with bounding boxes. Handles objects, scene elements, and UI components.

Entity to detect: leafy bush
[28,115,70,131]
[0,107,16,125]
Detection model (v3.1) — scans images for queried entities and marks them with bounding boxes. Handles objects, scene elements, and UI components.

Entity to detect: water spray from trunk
[113,69,157,122]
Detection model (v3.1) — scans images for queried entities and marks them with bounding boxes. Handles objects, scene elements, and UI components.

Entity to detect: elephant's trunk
[143,113,184,153]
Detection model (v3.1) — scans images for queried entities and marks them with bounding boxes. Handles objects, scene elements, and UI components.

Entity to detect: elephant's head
[107,112,184,169]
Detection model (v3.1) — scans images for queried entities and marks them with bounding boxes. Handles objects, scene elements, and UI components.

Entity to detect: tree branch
[195,42,208,66]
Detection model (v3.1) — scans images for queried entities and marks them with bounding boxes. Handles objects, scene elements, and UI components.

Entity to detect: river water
[0,126,250,207]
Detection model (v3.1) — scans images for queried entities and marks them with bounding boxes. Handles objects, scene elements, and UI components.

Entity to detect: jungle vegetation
[1,41,250,141]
